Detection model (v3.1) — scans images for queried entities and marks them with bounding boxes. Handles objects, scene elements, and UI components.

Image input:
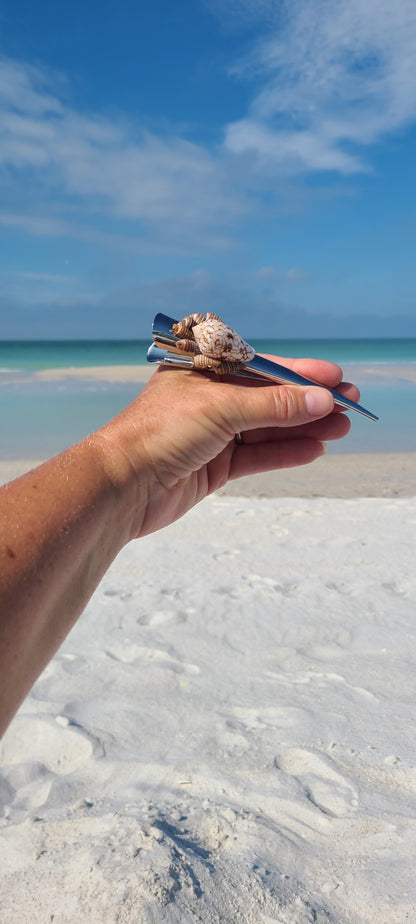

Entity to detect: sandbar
[34,364,154,383]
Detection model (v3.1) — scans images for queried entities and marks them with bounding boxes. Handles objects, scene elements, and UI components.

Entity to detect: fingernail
[305,389,333,417]
[319,441,328,455]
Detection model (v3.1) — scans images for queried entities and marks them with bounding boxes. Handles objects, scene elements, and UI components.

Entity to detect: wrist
[90,421,151,544]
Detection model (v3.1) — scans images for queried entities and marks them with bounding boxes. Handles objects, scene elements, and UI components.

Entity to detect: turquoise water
[0,380,143,459]
[0,341,150,370]
[1,338,416,370]
[0,339,415,458]
[0,374,414,458]
[253,338,416,365]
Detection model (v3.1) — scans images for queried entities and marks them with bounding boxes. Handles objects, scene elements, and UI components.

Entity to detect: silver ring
[234,432,243,446]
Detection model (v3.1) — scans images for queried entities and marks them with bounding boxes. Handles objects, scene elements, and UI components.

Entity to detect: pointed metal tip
[148,313,379,422]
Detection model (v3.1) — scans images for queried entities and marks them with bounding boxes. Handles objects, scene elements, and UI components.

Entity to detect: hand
[98,356,359,538]
[0,352,359,734]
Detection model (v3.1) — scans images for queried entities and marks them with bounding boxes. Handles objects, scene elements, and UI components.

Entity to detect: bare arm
[0,360,358,734]
[0,435,141,735]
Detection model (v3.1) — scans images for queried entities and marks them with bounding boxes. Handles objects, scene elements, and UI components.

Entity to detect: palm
[112,359,359,538]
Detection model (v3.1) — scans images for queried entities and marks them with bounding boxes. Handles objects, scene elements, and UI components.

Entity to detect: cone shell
[193,318,255,362]
[172,314,205,337]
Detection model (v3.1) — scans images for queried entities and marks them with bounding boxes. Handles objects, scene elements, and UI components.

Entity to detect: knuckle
[272,385,298,423]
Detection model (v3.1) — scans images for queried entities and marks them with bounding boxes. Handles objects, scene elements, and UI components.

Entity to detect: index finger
[260,353,345,390]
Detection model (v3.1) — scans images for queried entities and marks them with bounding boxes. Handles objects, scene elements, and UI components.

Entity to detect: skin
[0,358,359,736]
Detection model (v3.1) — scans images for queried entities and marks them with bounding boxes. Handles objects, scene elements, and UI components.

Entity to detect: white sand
[1,452,416,498]
[32,361,416,385]
[3,359,413,386]
[1,483,416,922]
[0,365,154,386]
[343,362,416,384]
[34,365,154,382]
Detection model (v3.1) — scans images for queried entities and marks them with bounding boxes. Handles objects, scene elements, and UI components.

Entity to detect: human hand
[98,355,359,539]
[0,353,358,732]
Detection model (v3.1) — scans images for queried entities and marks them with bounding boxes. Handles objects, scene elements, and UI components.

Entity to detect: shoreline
[35,364,154,382]
[0,360,414,385]
[1,451,415,497]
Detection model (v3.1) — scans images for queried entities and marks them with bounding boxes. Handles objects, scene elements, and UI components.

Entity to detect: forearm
[0,433,143,735]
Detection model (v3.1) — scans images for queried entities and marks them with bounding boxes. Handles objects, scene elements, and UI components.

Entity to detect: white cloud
[255,265,308,282]
[10,271,73,281]
[0,58,63,116]
[0,57,248,251]
[225,0,416,173]
[1,265,94,306]
[284,267,308,283]
[0,211,75,236]
[1,1,416,256]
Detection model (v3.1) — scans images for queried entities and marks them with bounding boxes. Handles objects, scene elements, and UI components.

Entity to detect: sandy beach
[27,361,416,385]
[1,445,415,923]
[1,451,416,499]
[1,359,413,387]
[34,365,155,383]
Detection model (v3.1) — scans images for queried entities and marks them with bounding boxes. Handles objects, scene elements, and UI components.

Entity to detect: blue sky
[1,0,416,338]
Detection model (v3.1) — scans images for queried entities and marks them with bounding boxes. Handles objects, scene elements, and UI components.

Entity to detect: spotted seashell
[194,355,246,374]
[172,313,205,338]
[193,317,255,362]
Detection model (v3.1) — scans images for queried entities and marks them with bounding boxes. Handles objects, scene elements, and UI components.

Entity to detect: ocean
[0,338,415,459]
[1,338,416,369]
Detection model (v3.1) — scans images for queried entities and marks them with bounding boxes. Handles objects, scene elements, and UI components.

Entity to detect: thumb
[235,383,335,432]
[304,387,335,420]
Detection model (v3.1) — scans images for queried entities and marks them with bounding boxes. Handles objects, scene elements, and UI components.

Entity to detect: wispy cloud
[255,265,309,282]
[0,57,248,252]
[225,0,416,173]
[1,0,416,257]
[3,265,416,339]
[1,266,94,306]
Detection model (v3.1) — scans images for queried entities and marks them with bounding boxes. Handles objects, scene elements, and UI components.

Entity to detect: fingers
[258,355,360,405]
[134,365,357,480]
[230,382,335,436]
[228,437,327,481]
[146,367,337,437]
[240,408,351,445]
[332,380,360,407]
[261,353,344,388]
